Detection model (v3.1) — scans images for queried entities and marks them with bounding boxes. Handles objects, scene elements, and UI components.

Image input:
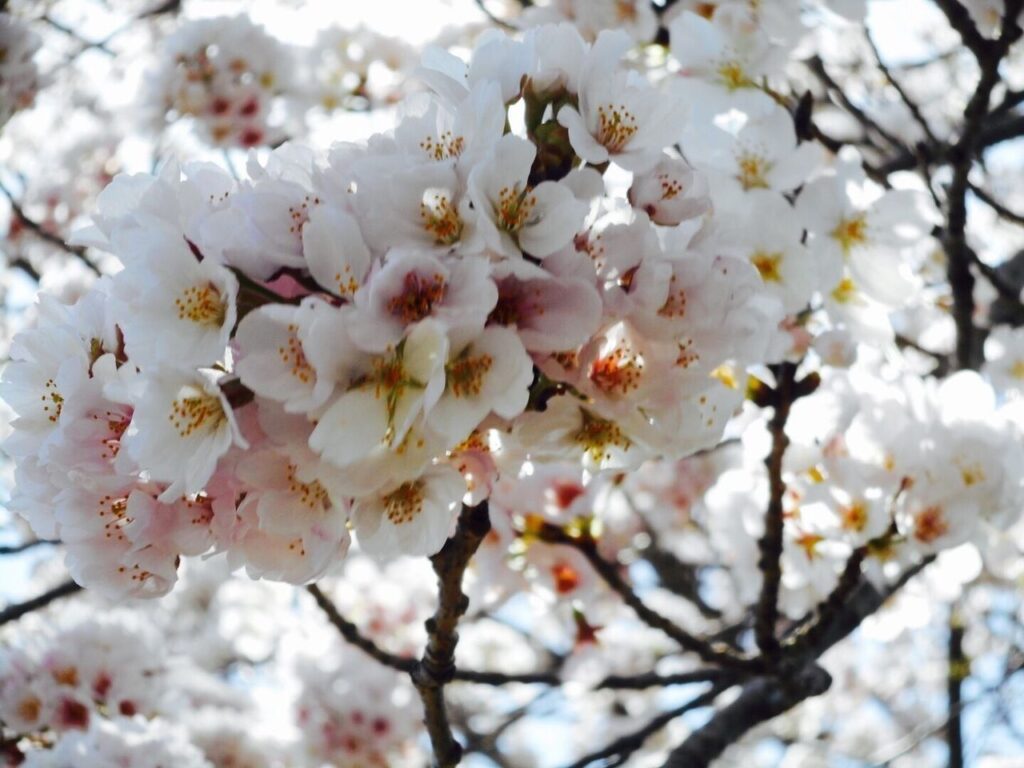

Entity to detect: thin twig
[534,521,761,672]
[306,583,417,673]
[0,580,82,626]
[0,180,101,275]
[0,539,57,555]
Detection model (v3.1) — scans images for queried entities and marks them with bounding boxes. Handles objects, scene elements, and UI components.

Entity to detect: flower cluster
[0,12,43,130]
[0,609,167,736]
[704,367,1024,617]
[4,16,842,598]
[147,16,293,147]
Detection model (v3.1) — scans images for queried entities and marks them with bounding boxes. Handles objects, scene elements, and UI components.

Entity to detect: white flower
[302,204,373,299]
[468,133,588,259]
[22,716,212,768]
[558,31,686,172]
[351,464,466,557]
[231,443,351,583]
[234,299,341,415]
[121,369,247,502]
[427,326,534,444]
[347,250,497,352]
[113,224,237,370]
[628,155,711,226]
[683,102,823,193]
[0,13,44,128]
[308,319,449,491]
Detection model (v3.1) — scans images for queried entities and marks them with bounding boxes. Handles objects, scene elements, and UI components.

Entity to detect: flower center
[831,276,857,304]
[795,532,823,559]
[420,191,463,245]
[659,275,688,319]
[831,214,869,253]
[287,463,330,510]
[589,345,644,396]
[596,104,638,153]
[750,251,783,283]
[41,377,64,424]
[913,505,949,544]
[420,131,465,162]
[175,282,226,327]
[737,152,771,189]
[574,409,631,463]
[496,185,538,234]
[383,481,425,525]
[551,562,581,594]
[279,323,314,384]
[168,391,227,438]
[717,61,750,91]
[657,172,683,200]
[840,501,868,532]
[446,351,494,398]
[387,271,447,324]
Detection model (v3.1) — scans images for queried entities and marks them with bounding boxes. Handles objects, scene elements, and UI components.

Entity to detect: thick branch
[414,500,492,767]
[0,580,82,626]
[660,665,832,768]
[563,683,731,768]
[938,0,1024,370]
[597,668,739,690]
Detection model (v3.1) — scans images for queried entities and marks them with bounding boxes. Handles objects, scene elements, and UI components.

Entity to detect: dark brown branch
[753,363,797,659]
[0,181,101,275]
[8,257,41,282]
[970,247,1024,305]
[866,28,938,143]
[0,539,57,555]
[970,183,1024,227]
[938,0,1024,370]
[474,0,518,28]
[0,580,82,625]
[306,583,417,673]
[414,500,493,768]
[948,609,966,768]
[660,665,832,768]
[534,521,761,672]
[597,668,740,690]
[806,56,904,150]
[310,579,557,688]
[875,113,1024,176]
[933,0,993,57]
[563,683,732,768]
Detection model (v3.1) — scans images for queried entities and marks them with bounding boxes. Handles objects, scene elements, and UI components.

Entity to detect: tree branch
[414,500,493,767]
[947,608,967,768]
[0,180,101,275]
[0,580,82,626]
[659,665,833,768]
[306,583,417,673]
[754,363,797,659]
[534,521,761,672]
[563,682,732,768]
[937,0,1024,370]
[597,668,739,690]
